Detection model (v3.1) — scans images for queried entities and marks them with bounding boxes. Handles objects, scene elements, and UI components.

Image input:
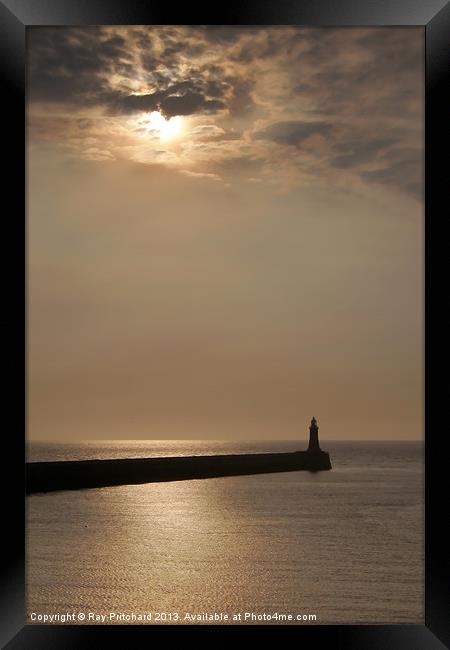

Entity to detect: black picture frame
[1,1,449,648]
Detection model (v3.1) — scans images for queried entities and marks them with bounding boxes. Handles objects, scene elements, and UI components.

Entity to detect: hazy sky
[27,26,423,441]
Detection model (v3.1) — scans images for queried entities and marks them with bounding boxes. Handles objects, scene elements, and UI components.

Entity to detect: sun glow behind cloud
[140,111,183,141]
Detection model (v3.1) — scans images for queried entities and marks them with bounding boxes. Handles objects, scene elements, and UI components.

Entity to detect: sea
[26,440,423,625]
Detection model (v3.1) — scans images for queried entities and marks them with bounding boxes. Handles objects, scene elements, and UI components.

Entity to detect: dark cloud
[140,52,159,74]
[254,120,332,146]
[146,69,174,88]
[329,136,422,198]
[111,90,164,114]
[160,93,224,118]
[291,28,423,122]
[331,138,397,169]
[361,158,422,199]
[27,27,132,104]
[205,80,228,98]
[131,28,153,51]
[28,27,235,118]
[160,41,206,67]
[111,81,226,118]
[226,77,255,117]
[232,29,295,63]
[356,28,423,71]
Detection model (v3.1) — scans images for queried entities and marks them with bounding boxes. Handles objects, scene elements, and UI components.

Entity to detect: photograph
[24,24,426,627]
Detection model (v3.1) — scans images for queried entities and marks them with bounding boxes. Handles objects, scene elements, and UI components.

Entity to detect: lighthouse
[308,416,322,452]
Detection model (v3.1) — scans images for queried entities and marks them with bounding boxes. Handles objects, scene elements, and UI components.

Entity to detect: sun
[143,111,183,141]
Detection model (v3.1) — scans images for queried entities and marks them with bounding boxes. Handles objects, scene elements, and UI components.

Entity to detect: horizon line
[27,438,424,443]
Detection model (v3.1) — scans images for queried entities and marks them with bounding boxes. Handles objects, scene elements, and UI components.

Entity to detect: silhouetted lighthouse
[308,416,322,452]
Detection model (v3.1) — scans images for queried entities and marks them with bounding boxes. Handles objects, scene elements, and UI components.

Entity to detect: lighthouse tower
[308,417,322,452]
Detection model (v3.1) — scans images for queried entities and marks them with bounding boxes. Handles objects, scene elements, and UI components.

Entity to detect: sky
[27,26,424,441]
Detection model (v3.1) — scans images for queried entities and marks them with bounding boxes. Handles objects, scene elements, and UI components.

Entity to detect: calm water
[26,440,424,624]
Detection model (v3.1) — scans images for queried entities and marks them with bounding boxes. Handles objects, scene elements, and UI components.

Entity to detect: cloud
[361,159,422,199]
[179,170,222,182]
[111,90,162,113]
[254,120,332,147]
[82,147,115,161]
[331,138,397,169]
[27,26,423,200]
[27,27,132,104]
[111,82,226,118]
[28,26,255,120]
[161,93,224,118]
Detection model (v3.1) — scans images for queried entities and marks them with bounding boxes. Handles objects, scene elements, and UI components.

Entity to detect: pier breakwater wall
[26,450,332,494]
